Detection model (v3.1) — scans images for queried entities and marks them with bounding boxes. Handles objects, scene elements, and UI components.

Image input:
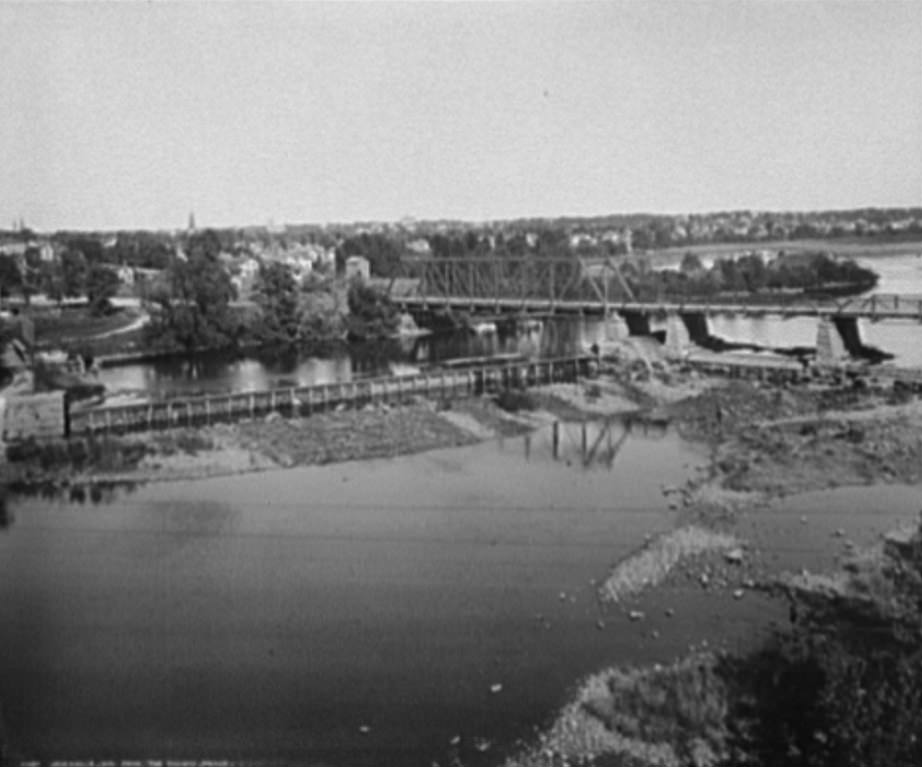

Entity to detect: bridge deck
[399,294,922,321]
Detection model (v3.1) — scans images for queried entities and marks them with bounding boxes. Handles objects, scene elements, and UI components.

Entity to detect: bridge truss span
[391,256,922,321]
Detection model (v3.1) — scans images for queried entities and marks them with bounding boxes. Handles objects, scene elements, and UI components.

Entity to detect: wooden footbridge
[68,355,594,436]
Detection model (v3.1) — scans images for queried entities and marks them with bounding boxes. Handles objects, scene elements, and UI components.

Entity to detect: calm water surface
[0,419,707,765]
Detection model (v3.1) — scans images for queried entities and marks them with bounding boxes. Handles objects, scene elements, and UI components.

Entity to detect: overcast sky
[1,1,920,231]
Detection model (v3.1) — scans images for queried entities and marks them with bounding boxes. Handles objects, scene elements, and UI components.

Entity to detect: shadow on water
[0,488,11,531]
[5,479,139,507]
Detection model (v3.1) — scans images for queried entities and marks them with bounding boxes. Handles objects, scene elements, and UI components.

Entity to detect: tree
[60,249,89,298]
[344,282,398,341]
[253,262,301,345]
[86,265,120,315]
[39,261,66,306]
[147,229,237,349]
[64,236,104,264]
[680,252,704,275]
[0,255,22,301]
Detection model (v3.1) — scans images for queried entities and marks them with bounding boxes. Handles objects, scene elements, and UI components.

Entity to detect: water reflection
[98,317,607,399]
[0,490,11,530]
[505,415,670,471]
[6,479,139,506]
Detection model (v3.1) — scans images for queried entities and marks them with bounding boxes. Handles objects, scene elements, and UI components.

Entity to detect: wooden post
[552,420,560,459]
[581,420,588,461]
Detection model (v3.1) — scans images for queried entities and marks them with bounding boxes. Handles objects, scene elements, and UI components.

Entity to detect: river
[95,250,922,400]
[1,418,706,765]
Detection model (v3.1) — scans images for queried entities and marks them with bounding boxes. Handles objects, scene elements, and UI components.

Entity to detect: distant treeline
[625,251,879,300]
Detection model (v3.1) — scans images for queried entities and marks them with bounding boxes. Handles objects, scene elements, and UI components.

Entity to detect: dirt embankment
[666,381,922,500]
[1,401,492,488]
[2,376,655,491]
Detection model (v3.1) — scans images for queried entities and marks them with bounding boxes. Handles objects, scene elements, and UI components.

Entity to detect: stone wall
[1,391,68,441]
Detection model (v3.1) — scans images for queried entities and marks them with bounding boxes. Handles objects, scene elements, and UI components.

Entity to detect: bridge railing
[400,288,922,320]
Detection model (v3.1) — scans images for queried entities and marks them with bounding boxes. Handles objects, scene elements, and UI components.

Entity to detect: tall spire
[188,211,197,233]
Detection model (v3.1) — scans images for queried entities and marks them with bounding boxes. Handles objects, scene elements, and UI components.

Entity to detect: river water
[1,419,706,764]
[6,250,922,764]
[96,251,922,400]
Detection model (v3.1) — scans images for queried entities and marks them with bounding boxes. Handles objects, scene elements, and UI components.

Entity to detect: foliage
[36,261,63,305]
[344,282,398,341]
[107,231,173,269]
[60,249,89,298]
[86,264,120,315]
[144,230,237,350]
[0,255,22,298]
[584,655,730,763]
[252,261,302,345]
[63,236,105,264]
[721,521,922,767]
[624,252,878,301]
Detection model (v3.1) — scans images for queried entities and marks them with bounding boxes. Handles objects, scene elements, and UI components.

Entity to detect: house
[239,257,260,280]
[406,238,432,256]
[37,242,55,262]
[116,265,134,286]
[345,255,370,282]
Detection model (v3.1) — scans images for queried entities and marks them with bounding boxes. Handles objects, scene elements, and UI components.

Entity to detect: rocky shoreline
[501,373,922,767]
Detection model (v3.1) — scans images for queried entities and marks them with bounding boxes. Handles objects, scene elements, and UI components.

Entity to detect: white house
[116,265,135,286]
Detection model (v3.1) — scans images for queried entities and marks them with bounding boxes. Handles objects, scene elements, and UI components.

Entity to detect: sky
[1,1,920,232]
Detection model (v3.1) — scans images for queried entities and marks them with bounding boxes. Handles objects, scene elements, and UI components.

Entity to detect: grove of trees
[144,230,238,350]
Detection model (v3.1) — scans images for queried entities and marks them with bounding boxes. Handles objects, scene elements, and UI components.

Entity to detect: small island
[624,250,879,302]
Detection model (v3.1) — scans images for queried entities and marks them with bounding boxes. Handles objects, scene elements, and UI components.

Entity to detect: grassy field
[32,306,143,350]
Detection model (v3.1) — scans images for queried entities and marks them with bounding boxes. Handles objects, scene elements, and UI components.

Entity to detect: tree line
[143,231,398,353]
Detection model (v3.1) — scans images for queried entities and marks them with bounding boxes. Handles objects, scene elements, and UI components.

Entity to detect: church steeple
[187,211,197,233]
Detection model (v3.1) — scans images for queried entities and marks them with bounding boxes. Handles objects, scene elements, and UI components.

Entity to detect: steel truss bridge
[387,256,922,321]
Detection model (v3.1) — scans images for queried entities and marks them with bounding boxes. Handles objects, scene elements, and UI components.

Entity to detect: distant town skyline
[2,1,920,232]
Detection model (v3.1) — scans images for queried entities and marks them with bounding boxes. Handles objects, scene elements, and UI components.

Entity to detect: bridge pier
[830,316,865,357]
[679,312,710,345]
[664,311,691,360]
[620,310,652,336]
[816,317,849,366]
[603,312,629,342]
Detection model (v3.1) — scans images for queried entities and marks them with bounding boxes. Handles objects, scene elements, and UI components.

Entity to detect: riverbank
[1,379,643,490]
[501,372,922,767]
